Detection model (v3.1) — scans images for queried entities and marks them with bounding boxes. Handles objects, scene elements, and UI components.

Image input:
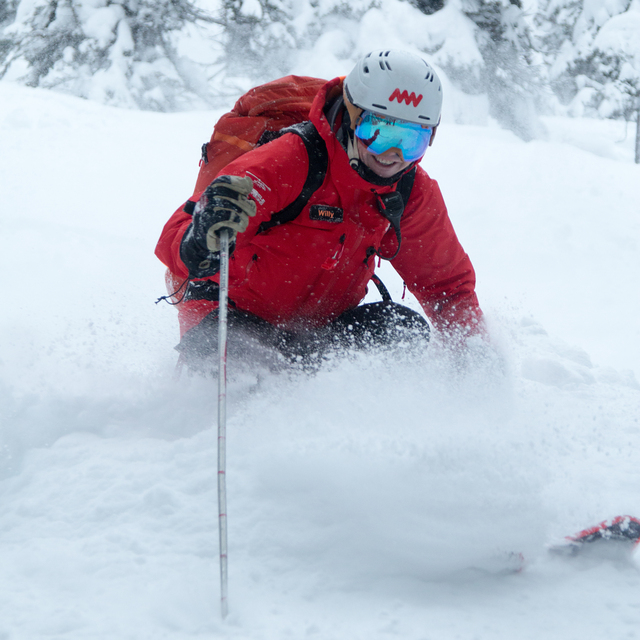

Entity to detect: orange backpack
[191,75,328,196]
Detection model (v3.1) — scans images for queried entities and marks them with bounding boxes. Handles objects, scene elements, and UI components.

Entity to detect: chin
[371,161,402,178]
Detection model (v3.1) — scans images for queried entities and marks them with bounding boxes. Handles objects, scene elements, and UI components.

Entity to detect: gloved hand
[180,175,256,278]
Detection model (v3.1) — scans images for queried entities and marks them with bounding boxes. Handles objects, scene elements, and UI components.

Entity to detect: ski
[549,515,640,557]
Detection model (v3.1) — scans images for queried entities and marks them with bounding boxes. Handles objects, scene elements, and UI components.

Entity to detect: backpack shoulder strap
[375,166,417,261]
[257,121,328,234]
[397,166,416,205]
[368,166,417,298]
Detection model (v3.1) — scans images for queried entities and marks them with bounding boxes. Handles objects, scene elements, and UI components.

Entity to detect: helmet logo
[389,89,423,107]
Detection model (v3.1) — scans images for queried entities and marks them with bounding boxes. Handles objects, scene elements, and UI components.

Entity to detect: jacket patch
[309,205,343,223]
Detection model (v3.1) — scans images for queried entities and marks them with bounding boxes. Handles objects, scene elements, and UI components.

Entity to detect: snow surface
[1,80,640,639]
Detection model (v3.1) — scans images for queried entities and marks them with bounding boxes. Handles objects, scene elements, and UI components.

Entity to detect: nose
[379,147,404,161]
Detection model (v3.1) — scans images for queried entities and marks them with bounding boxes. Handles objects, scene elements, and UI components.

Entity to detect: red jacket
[156,77,482,338]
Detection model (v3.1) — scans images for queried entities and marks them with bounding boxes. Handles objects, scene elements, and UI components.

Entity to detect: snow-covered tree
[0,0,223,110]
[437,0,544,140]
[217,0,380,89]
[542,0,640,115]
[407,0,445,13]
[0,0,17,61]
[0,0,16,25]
[538,0,640,160]
[219,0,296,84]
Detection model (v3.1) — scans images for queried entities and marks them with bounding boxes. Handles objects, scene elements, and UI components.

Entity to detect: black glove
[180,175,256,278]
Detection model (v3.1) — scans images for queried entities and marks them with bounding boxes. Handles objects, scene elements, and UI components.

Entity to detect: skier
[156,49,485,370]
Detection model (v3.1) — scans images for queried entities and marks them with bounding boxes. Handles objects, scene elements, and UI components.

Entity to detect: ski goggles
[354,111,433,162]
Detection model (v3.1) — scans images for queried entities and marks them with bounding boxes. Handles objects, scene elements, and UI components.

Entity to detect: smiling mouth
[374,156,398,166]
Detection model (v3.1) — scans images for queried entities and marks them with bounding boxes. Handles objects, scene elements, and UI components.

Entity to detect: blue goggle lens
[355,111,433,162]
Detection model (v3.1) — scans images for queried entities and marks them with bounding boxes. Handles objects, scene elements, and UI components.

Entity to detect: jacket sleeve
[155,203,193,279]
[154,133,309,280]
[381,168,484,335]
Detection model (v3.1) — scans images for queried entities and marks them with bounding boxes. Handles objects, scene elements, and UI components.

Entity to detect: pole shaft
[217,229,230,619]
[635,96,640,165]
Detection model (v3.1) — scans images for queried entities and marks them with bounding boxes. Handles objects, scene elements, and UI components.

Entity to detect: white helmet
[344,50,442,126]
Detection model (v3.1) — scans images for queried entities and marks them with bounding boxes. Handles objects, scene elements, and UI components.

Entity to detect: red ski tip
[549,515,640,558]
[568,515,640,547]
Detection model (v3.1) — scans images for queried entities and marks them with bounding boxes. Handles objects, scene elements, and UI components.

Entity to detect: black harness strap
[375,166,416,261]
[397,167,417,207]
[256,121,329,234]
[370,274,392,302]
[368,166,416,299]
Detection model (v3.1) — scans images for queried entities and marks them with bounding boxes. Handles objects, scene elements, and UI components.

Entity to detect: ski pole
[217,228,230,619]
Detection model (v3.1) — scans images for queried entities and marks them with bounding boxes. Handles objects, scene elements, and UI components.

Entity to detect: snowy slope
[1,81,640,639]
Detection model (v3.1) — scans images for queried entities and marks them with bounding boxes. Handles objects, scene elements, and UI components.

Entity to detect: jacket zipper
[321,234,346,271]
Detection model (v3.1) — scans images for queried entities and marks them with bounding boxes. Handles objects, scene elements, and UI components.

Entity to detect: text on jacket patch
[309,205,344,223]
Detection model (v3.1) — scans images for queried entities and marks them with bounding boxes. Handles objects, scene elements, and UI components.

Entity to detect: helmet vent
[378,60,385,70]
[364,66,369,74]
[418,115,431,121]
[385,61,392,70]
[371,103,388,111]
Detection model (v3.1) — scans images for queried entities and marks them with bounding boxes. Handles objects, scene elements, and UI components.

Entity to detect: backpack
[172,75,415,304]
[192,75,327,196]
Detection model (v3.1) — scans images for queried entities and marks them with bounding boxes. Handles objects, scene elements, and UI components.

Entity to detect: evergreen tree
[1,0,16,24]
[407,0,445,14]
[538,0,640,160]
[220,0,296,84]
[0,0,221,110]
[408,0,543,140]
[0,0,17,61]
[461,0,543,140]
[217,0,377,89]
[539,0,640,119]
